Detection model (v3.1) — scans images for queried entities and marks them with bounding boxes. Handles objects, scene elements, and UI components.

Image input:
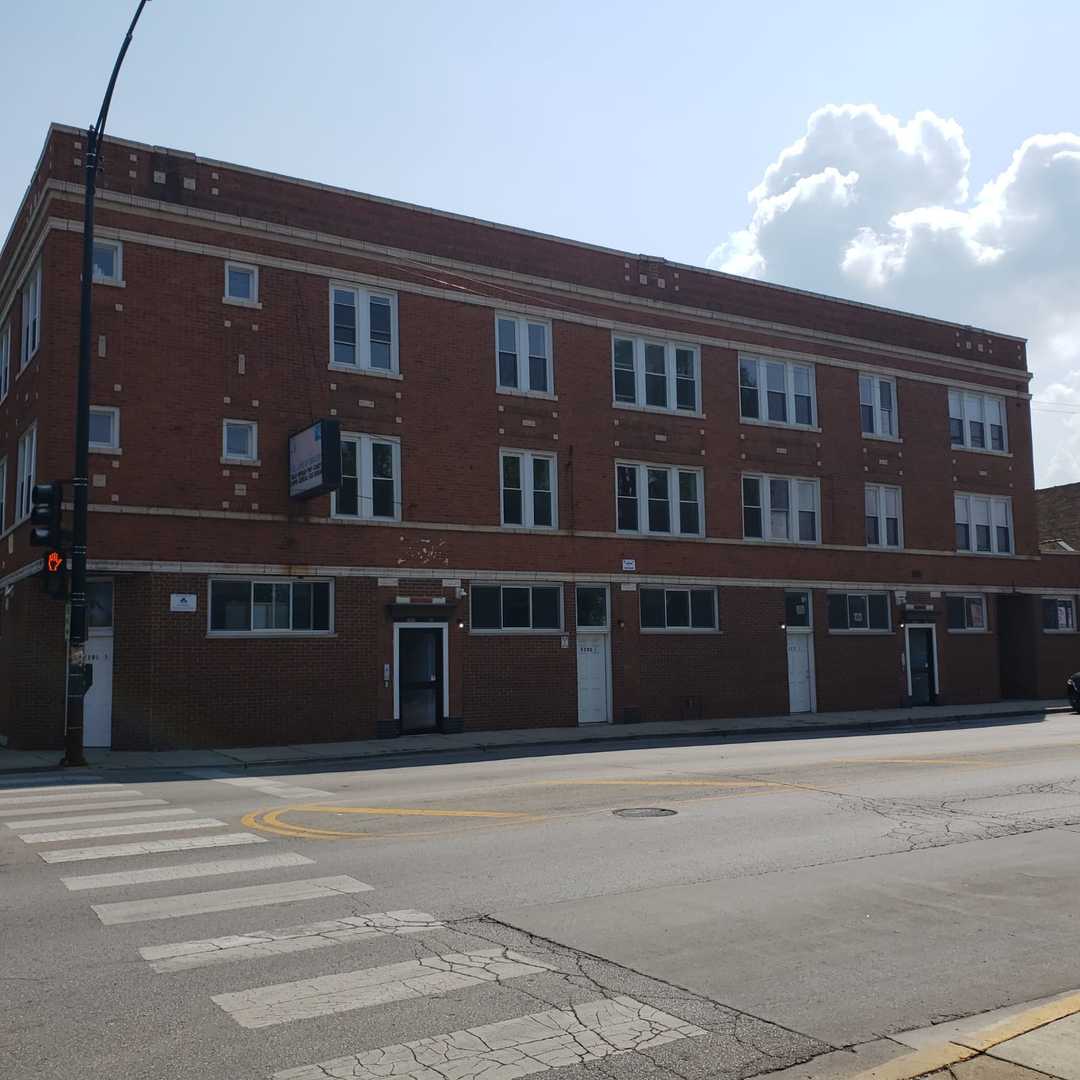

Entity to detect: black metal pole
[62,0,151,767]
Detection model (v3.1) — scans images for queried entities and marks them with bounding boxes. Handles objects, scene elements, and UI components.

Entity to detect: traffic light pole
[62,0,150,767]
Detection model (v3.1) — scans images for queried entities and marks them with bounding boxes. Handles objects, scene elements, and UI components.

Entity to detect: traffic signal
[41,549,68,600]
[29,482,64,548]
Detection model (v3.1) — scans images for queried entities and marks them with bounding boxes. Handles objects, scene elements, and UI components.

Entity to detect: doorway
[576,585,611,724]
[394,624,447,733]
[905,624,938,706]
[784,590,816,714]
[84,579,114,748]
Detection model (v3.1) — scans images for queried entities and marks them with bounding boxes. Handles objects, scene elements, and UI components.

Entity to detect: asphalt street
[3,711,1080,1079]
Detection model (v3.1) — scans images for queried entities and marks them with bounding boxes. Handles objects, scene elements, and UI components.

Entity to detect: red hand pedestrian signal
[46,551,63,573]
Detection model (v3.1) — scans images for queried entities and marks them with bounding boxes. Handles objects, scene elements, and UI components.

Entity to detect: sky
[4,1,1080,484]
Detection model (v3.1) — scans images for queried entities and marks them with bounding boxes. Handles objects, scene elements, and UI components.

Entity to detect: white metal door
[576,635,610,724]
[786,632,813,714]
[83,580,114,748]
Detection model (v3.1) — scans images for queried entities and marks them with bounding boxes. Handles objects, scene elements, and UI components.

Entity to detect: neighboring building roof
[1037,482,1080,552]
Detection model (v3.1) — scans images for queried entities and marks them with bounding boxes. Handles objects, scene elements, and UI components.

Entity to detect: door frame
[576,584,612,725]
[904,622,940,701]
[785,628,817,713]
[393,622,449,722]
[84,576,115,748]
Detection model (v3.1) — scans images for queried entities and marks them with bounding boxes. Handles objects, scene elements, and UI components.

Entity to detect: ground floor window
[209,578,332,634]
[470,584,562,631]
[947,594,987,632]
[639,586,718,631]
[1042,596,1076,632]
[827,592,890,632]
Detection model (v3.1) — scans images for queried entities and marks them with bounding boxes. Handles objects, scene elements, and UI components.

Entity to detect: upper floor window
[209,577,333,635]
[20,262,41,368]
[740,355,815,428]
[501,450,556,529]
[616,461,703,537]
[89,407,120,452]
[612,336,699,414]
[333,433,401,521]
[222,419,258,464]
[497,316,552,395]
[785,590,812,627]
[947,594,987,632]
[0,323,9,403]
[470,584,562,632]
[827,591,891,632]
[92,240,123,285]
[949,390,1007,452]
[224,261,258,305]
[639,586,718,632]
[743,473,819,544]
[1042,596,1076,633]
[330,285,398,374]
[865,484,903,549]
[955,493,1012,555]
[15,424,36,523]
[859,374,896,438]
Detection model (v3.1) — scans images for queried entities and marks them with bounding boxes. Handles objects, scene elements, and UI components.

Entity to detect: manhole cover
[612,807,677,818]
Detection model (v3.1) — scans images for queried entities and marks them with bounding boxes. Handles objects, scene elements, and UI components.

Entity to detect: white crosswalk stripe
[213,948,554,1029]
[38,832,268,863]
[185,771,334,800]
[0,797,167,818]
[140,910,443,973]
[0,785,136,807]
[61,852,315,891]
[92,875,373,925]
[8,807,197,830]
[272,996,706,1080]
[19,817,226,844]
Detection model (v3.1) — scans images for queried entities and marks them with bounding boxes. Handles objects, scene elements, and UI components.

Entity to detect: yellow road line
[957,989,1080,1052]
[831,757,995,767]
[298,805,536,819]
[536,779,776,788]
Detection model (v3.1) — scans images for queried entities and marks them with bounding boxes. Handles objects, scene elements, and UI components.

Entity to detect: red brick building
[1,124,1077,751]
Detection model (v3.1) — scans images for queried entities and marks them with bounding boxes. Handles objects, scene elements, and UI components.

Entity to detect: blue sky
[5,1,1080,481]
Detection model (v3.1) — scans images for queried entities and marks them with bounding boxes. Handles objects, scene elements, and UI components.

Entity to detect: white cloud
[708,105,1080,485]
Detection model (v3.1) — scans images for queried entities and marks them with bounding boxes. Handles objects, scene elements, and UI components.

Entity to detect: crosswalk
[2,770,708,1078]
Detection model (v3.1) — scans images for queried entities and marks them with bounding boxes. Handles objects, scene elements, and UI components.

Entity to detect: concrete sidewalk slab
[0,698,1070,775]
[989,1013,1080,1078]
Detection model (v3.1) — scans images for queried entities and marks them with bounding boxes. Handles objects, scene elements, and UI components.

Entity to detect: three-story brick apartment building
[0,124,1077,751]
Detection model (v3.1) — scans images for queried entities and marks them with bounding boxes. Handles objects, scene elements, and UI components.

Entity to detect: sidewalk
[0,698,1070,774]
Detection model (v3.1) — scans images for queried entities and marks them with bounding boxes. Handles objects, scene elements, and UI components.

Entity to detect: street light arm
[92,0,151,148]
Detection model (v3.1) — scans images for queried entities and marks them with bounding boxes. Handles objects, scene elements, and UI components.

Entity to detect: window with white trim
[20,262,41,368]
[949,389,1007,452]
[955,493,1013,554]
[612,336,699,413]
[739,355,815,427]
[330,285,397,373]
[496,315,552,395]
[333,433,401,521]
[209,578,333,634]
[222,419,257,463]
[865,484,903,548]
[470,584,562,631]
[224,261,258,304]
[89,407,120,451]
[615,461,703,536]
[1042,596,1076,632]
[0,323,9,403]
[827,592,891,632]
[859,374,897,437]
[639,586,718,631]
[947,594,987,632]
[500,450,556,529]
[92,240,123,285]
[742,474,819,543]
[0,457,6,534]
[15,425,36,523]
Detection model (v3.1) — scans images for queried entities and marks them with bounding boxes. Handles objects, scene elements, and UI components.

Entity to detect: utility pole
[63,0,151,766]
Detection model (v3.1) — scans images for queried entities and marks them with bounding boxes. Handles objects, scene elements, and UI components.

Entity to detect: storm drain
[612,807,677,818]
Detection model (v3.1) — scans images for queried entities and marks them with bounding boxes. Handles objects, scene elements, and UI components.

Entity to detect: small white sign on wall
[621,558,637,572]
[170,593,198,613]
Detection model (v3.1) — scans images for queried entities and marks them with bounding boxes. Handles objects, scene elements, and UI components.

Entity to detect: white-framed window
[739,355,816,428]
[947,594,987,633]
[209,577,333,635]
[330,284,398,374]
[500,450,556,529]
[575,585,608,630]
[859,374,897,438]
[224,261,258,305]
[949,389,1007,452]
[827,592,891,632]
[496,315,552,396]
[89,406,120,451]
[639,586,718,632]
[333,433,401,521]
[0,457,6,535]
[1042,596,1077,633]
[955,493,1013,554]
[742,473,819,543]
[15,424,36,523]
[469,584,563,632]
[865,484,903,549]
[612,335,699,414]
[222,419,258,463]
[615,461,704,537]
[92,239,123,285]
[0,322,9,403]
[20,262,41,368]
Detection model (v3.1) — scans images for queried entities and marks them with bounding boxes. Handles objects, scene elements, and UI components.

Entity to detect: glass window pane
[799,510,817,542]
[312,582,331,630]
[532,457,550,491]
[1042,598,1058,630]
[211,581,250,631]
[966,596,985,630]
[372,442,393,479]
[372,477,395,518]
[613,339,636,402]
[848,594,868,628]
[866,513,880,546]
[502,454,521,490]
[740,359,760,419]
[272,583,290,629]
[227,266,252,300]
[644,344,667,407]
[827,594,847,630]
[503,489,523,525]
[93,243,116,280]
[531,587,560,629]
[766,362,787,422]
[89,410,114,446]
[252,583,274,629]
[576,587,607,628]
[947,595,965,630]
[529,354,548,393]
[678,471,700,534]
[499,352,518,388]
[503,587,531,628]
[225,422,252,458]
[640,588,666,629]
[293,583,312,630]
[859,375,874,407]
[793,367,811,397]
[498,319,517,353]
[87,581,114,628]
[868,594,889,629]
[527,323,546,357]
[471,586,502,629]
[690,589,715,629]
[617,465,638,531]
[370,296,392,345]
[785,591,810,627]
[666,590,691,628]
[647,468,671,532]
[333,290,357,365]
